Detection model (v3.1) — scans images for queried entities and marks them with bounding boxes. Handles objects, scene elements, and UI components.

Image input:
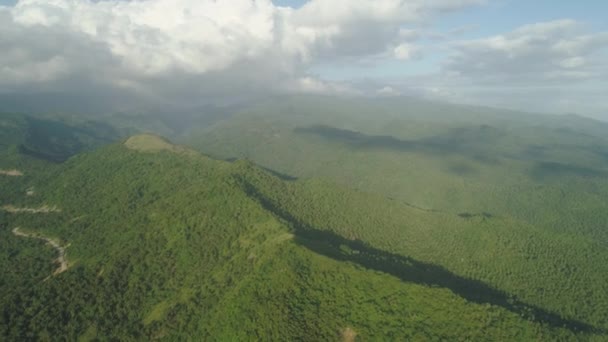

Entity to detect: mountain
[0,112,127,164]
[1,133,607,340]
[184,95,608,242]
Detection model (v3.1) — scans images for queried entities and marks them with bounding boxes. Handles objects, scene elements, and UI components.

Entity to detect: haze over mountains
[0,0,607,119]
[1,0,607,340]
[1,95,608,340]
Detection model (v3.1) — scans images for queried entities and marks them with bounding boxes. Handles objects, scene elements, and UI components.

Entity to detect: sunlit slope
[1,135,604,340]
[185,96,608,240]
[240,166,608,333]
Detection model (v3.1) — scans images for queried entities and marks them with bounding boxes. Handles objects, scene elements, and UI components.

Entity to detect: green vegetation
[0,112,127,163]
[186,95,608,242]
[0,132,605,340]
[2,102,608,340]
[124,133,199,156]
[240,171,608,333]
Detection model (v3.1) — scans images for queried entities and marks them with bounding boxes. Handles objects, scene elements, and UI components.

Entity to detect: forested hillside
[1,0,605,339]
[0,112,126,163]
[186,96,608,242]
[1,134,606,340]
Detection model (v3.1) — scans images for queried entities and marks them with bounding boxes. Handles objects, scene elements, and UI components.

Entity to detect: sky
[0,0,606,118]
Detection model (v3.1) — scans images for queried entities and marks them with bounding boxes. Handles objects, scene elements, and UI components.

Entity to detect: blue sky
[272,0,608,32]
[0,0,606,118]
[441,0,608,34]
[310,0,608,80]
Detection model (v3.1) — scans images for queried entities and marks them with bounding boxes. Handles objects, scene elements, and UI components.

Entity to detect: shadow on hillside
[530,161,608,180]
[259,166,298,181]
[294,125,503,166]
[295,229,603,334]
[589,145,608,164]
[18,117,123,163]
[224,157,298,181]
[238,179,603,335]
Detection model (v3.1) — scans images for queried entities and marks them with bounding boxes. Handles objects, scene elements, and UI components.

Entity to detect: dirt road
[2,205,61,214]
[12,228,69,275]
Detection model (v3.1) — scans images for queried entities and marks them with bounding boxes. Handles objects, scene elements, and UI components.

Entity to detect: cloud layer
[378,19,608,118]
[0,0,606,118]
[445,20,608,84]
[0,0,480,103]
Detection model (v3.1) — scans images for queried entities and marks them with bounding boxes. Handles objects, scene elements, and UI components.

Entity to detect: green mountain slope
[1,134,606,340]
[184,96,608,242]
[240,170,608,332]
[0,112,126,164]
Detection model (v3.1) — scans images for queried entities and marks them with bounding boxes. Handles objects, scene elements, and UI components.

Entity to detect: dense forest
[1,0,605,338]
[2,102,608,340]
[0,128,606,340]
[187,96,608,242]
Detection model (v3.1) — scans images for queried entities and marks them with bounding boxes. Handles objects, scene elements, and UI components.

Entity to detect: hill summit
[124,133,198,155]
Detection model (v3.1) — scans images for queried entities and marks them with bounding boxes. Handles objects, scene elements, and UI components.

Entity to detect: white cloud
[445,19,608,84]
[373,19,608,119]
[558,56,586,69]
[399,28,420,41]
[0,0,482,105]
[9,0,280,75]
[11,1,604,119]
[292,76,359,95]
[393,43,420,60]
[377,86,400,96]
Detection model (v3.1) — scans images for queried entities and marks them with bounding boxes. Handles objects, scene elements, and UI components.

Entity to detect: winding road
[12,228,68,275]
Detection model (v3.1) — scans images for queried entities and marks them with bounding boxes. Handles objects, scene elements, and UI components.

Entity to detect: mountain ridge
[1,131,607,340]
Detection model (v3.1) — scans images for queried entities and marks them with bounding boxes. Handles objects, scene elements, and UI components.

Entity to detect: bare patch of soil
[0,169,23,176]
[342,327,357,342]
